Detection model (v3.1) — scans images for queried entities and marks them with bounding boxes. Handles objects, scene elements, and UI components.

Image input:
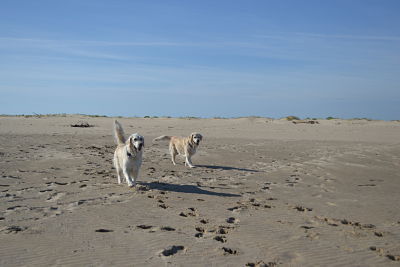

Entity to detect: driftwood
[70,121,94,128]
[292,120,319,125]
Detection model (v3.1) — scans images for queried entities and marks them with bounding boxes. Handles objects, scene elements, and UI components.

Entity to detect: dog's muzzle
[137,143,143,151]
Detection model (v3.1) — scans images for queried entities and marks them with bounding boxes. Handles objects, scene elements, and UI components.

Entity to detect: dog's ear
[128,136,136,151]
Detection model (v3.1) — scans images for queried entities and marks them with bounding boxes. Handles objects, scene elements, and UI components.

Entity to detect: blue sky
[1,0,399,119]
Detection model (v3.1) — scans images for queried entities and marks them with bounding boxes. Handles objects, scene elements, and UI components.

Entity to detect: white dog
[153,133,202,168]
[113,120,144,187]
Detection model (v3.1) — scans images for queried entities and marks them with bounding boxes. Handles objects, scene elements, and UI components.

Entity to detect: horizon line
[0,113,397,121]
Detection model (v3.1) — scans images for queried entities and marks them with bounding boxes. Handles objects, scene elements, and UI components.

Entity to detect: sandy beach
[0,115,399,266]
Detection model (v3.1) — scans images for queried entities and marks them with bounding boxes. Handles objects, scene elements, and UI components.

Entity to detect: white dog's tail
[153,135,172,142]
[114,120,126,145]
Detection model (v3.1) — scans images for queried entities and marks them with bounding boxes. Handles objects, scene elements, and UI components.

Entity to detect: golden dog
[153,133,203,168]
[113,120,144,187]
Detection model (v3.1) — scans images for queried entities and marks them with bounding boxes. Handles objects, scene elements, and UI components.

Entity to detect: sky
[1,0,399,119]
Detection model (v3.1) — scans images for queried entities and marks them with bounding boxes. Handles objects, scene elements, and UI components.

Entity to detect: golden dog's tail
[114,120,126,145]
[153,135,172,142]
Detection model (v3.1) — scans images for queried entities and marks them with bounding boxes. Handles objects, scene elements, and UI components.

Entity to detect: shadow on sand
[142,182,241,197]
[197,164,260,172]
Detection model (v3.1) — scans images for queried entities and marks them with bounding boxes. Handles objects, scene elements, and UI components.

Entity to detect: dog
[113,120,144,187]
[153,133,203,168]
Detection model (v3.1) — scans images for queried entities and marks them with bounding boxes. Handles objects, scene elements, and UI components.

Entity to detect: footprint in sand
[46,206,62,217]
[227,206,242,212]
[294,205,313,212]
[179,207,198,217]
[370,246,400,261]
[195,226,205,232]
[246,261,278,267]
[46,192,66,202]
[387,254,400,261]
[160,226,175,231]
[286,175,301,187]
[158,203,168,209]
[136,225,175,232]
[95,229,113,233]
[261,185,270,191]
[137,225,153,230]
[217,226,233,234]
[226,217,239,224]
[54,182,69,186]
[6,205,27,211]
[214,236,227,243]
[199,219,209,224]
[374,231,383,237]
[147,167,156,174]
[195,232,203,238]
[195,226,205,238]
[160,245,185,257]
[221,247,238,255]
[39,189,53,193]
[2,225,27,234]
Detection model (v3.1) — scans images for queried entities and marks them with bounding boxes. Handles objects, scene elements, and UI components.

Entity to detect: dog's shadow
[197,164,260,172]
[142,182,240,197]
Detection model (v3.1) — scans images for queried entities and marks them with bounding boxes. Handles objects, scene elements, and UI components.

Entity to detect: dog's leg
[169,143,177,166]
[131,168,139,187]
[185,154,195,168]
[122,164,135,187]
[114,157,123,184]
[118,168,124,184]
[116,164,123,184]
[171,152,177,166]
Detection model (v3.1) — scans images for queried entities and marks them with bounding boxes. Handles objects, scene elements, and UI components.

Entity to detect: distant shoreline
[0,113,398,122]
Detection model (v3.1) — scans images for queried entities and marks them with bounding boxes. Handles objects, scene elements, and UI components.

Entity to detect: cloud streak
[256,32,400,42]
[294,32,400,42]
[0,36,262,48]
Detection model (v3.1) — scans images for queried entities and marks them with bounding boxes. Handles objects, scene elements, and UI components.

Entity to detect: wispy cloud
[0,36,282,51]
[0,36,282,64]
[294,32,400,42]
[0,36,225,48]
[0,37,180,46]
[255,32,400,42]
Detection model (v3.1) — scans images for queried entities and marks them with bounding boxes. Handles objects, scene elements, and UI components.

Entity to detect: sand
[0,115,399,266]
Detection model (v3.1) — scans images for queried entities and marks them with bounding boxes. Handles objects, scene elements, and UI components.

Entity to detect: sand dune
[0,115,399,266]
